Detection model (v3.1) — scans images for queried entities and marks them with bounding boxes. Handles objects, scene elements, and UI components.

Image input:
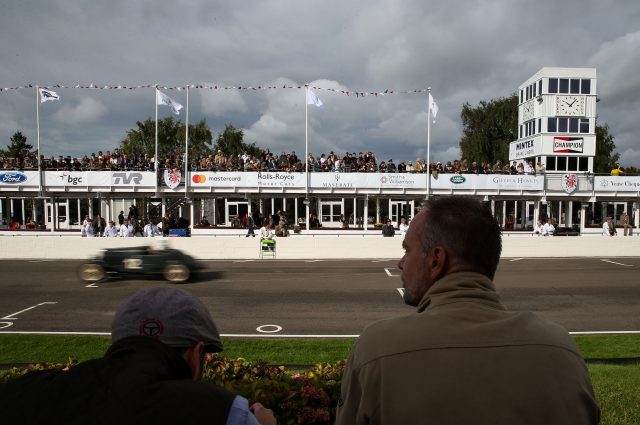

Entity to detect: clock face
[556,95,585,116]
[522,100,535,121]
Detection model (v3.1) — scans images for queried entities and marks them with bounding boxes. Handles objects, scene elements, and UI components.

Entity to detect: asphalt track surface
[0,258,639,336]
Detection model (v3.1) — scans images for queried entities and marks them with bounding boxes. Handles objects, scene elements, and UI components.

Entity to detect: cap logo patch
[140,319,164,338]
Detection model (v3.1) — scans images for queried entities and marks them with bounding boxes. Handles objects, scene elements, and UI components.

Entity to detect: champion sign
[0,171,27,184]
[553,137,583,153]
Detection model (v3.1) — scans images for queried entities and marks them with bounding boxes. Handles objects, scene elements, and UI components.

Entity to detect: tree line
[1,97,634,174]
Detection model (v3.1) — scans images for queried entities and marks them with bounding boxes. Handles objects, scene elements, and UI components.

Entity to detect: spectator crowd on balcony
[1,147,557,177]
[3,147,636,177]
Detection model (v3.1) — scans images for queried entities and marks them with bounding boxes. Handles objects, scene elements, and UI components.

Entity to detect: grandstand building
[1,67,638,234]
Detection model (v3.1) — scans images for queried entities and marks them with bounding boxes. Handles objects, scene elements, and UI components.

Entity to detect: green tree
[184,119,214,160]
[119,117,214,160]
[459,94,519,163]
[593,123,619,174]
[213,124,262,157]
[1,131,33,158]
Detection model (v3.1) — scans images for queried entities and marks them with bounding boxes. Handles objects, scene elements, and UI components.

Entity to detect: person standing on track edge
[246,213,256,237]
[336,196,599,425]
[0,287,277,425]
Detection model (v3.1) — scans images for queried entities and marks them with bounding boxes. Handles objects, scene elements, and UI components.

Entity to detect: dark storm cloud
[1,0,639,166]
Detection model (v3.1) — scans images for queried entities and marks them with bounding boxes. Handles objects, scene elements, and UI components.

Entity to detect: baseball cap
[112,287,223,352]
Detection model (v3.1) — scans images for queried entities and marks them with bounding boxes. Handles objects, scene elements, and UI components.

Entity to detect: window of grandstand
[548,78,592,95]
[545,156,589,172]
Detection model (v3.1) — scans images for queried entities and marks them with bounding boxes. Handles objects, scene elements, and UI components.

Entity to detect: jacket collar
[417,271,503,313]
[106,336,192,379]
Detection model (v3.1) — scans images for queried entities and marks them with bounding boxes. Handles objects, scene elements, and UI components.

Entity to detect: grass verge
[1,334,638,424]
[2,334,640,364]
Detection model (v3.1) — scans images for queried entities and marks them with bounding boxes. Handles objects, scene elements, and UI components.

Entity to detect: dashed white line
[396,288,405,297]
[601,259,633,267]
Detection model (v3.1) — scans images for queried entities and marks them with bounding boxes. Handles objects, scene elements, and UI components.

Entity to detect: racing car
[77,245,201,284]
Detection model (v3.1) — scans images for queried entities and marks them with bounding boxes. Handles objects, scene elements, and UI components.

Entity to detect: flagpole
[184,85,189,198]
[305,84,310,231]
[36,86,42,196]
[155,88,159,196]
[426,87,432,199]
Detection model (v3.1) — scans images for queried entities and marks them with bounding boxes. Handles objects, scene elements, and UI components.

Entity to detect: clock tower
[509,67,597,173]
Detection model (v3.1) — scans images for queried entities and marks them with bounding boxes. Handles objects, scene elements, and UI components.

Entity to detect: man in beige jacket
[336,196,599,425]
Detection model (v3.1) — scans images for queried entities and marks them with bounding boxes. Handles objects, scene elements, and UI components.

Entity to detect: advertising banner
[43,171,156,187]
[109,171,155,186]
[431,174,544,190]
[0,171,40,187]
[594,176,640,192]
[189,172,307,188]
[311,173,426,189]
[45,171,89,187]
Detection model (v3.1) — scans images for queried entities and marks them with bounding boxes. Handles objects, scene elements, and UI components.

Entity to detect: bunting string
[0,83,429,98]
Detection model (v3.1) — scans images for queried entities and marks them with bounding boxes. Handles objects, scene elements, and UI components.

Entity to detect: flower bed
[0,355,346,425]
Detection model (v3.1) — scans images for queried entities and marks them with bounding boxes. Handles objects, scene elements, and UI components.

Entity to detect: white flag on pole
[156,89,183,115]
[39,88,60,103]
[307,88,323,108]
[429,93,439,123]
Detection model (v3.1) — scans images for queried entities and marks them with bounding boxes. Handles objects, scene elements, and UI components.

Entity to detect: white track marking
[304,260,322,263]
[371,259,391,263]
[0,330,638,337]
[569,331,640,335]
[256,324,283,333]
[509,258,524,262]
[396,288,405,297]
[85,283,100,288]
[384,268,399,277]
[600,259,633,267]
[221,334,361,338]
[1,302,58,320]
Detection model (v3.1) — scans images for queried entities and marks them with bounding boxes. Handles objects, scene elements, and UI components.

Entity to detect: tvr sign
[112,172,143,185]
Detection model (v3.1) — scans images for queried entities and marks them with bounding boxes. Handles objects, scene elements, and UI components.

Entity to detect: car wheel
[164,264,190,283]
[77,263,105,283]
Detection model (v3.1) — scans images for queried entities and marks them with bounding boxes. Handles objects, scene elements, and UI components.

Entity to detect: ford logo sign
[0,171,28,184]
[450,175,466,184]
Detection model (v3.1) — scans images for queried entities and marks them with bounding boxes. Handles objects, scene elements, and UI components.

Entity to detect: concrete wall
[0,234,639,260]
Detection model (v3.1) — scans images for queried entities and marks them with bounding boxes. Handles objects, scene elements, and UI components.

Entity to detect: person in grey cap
[0,287,277,425]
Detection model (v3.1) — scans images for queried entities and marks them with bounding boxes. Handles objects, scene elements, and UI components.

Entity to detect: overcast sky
[1,0,639,167]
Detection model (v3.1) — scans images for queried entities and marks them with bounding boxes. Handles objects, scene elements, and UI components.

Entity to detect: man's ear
[427,246,448,281]
[182,341,205,380]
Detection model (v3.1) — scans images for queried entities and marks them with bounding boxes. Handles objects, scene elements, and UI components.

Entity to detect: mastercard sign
[192,174,207,184]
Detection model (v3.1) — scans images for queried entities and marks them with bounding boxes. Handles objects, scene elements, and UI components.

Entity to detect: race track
[0,258,639,336]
